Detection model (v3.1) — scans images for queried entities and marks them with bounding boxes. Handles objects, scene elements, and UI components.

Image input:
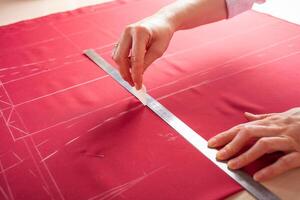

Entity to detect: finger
[143,41,164,71]
[113,30,134,86]
[228,137,295,169]
[217,125,278,160]
[254,152,300,181]
[131,27,150,90]
[208,126,239,148]
[244,112,275,121]
[120,58,134,86]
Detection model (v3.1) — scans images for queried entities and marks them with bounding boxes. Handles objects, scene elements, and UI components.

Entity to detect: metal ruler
[84,49,280,200]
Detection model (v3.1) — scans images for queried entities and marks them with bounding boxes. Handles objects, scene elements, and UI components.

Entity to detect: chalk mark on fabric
[36,140,49,148]
[7,109,13,123]
[40,150,58,163]
[3,58,85,85]
[163,21,279,59]
[0,99,10,106]
[156,51,300,101]
[10,71,21,76]
[9,124,28,135]
[42,185,51,196]
[13,75,108,108]
[12,152,22,162]
[23,138,55,199]
[65,136,80,146]
[86,154,105,158]
[16,96,134,140]
[88,166,166,200]
[50,23,82,51]
[87,104,143,133]
[5,23,298,140]
[28,169,37,178]
[0,160,24,174]
[30,68,40,72]
[0,160,15,200]
[66,123,77,129]
[0,185,9,200]
[148,33,300,95]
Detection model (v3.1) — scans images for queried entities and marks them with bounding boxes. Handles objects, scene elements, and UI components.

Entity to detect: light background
[0,0,299,26]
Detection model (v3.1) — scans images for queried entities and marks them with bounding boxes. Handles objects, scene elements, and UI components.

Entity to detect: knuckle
[235,124,245,131]
[131,58,143,65]
[283,116,294,124]
[279,156,294,168]
[132,25,148,35]
[124,25,133,34]
[217,132,227,139]
[224,145,233,154]
[239,128,252,139]
[257,138,272,151]
[238,154,248,164]
[125,24,148,36]
[269,115,280,121]
[265,167,275,176]
[131,59,144,68]
[274,125,286,132]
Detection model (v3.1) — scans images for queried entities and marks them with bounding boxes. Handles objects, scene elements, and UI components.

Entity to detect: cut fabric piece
[0,0,300,200]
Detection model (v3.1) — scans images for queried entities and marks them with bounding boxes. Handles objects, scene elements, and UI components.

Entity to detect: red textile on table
[0,0,300,199]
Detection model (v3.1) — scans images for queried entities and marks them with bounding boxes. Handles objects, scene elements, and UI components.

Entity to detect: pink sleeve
[226,0,266,18]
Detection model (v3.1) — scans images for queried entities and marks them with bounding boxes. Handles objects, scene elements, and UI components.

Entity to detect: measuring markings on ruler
[84,49,280,200]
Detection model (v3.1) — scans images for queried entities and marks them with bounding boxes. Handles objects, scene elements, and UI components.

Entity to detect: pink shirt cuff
[226,0,266,18]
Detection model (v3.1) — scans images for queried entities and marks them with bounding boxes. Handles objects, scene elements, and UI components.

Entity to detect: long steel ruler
[84,49,280,200]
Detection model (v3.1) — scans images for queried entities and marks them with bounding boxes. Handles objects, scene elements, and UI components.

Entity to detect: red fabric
[1,0,300,199]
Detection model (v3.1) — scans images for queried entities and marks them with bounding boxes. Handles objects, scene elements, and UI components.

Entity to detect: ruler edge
[83,49,281,200]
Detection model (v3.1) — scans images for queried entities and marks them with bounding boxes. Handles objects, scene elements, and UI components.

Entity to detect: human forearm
[154,0,228,31]
[113,0,228,89]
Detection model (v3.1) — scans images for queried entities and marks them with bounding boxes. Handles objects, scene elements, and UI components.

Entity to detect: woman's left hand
[208,107,300,181]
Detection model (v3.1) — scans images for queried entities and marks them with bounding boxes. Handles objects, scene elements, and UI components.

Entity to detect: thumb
[244,112,274,121]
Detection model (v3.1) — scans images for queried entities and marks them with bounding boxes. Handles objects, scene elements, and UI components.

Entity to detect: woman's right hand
[112,0,228,90]
[112,15,175,90]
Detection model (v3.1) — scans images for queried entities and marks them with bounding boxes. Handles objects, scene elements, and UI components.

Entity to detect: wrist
[154,5,184,32]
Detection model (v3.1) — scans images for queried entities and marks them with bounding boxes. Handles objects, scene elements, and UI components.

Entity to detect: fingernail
[244,112,254,116]
[253,174,261,181]
[208,138,217,147]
